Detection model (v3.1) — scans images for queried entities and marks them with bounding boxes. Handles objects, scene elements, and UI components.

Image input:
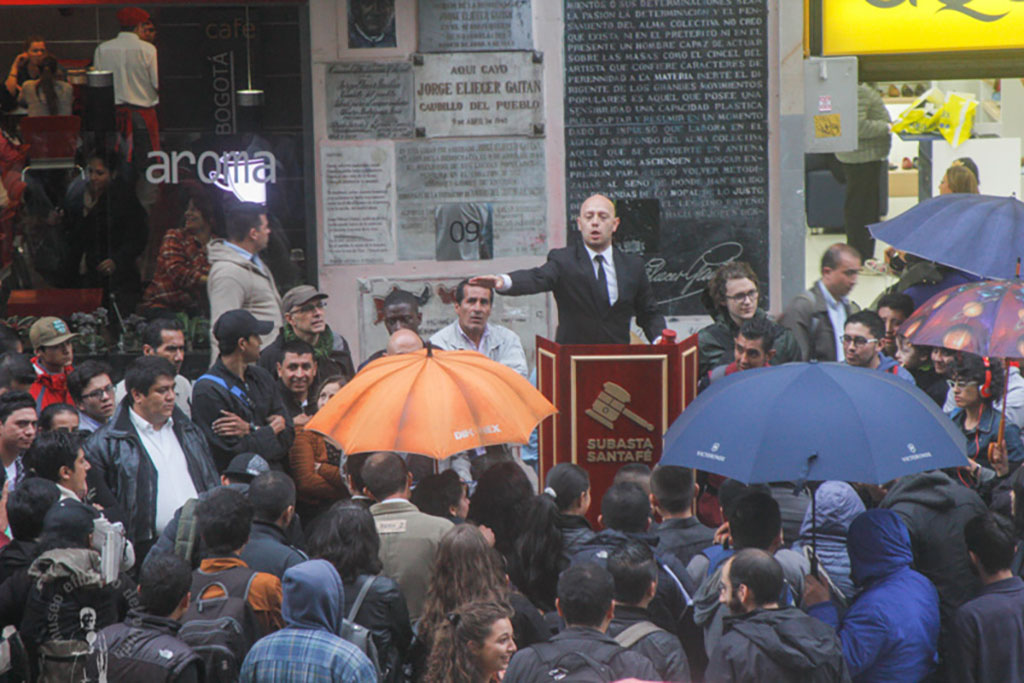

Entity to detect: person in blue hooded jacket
[241,559,376,682]
[803,509,939,683]
[794,481,865,601]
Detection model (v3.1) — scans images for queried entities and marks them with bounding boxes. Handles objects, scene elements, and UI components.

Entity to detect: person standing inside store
[837,83,891,263]
[93,7,160,164]
[471,194,665,345]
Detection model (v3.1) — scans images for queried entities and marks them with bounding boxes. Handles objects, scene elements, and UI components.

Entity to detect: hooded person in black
[707,549,850,683]
[880,470,986,661]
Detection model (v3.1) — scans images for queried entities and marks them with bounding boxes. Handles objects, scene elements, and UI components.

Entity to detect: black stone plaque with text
[563,0,769,315]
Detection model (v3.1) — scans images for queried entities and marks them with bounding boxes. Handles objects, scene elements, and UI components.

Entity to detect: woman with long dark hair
[288,375,350,522]
[423,601,516,683]
[307,500,412,682]
[467,461,534,563]
[18,56,71,117]
[417,524,547,676]
[3,36,47,103]
[61,149,148,310]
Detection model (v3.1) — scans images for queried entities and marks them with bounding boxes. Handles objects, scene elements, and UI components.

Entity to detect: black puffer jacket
[706,607,850,682]
[607,604,690,682]
[880,470,987,654]
[84,400,220,546]
[557,513,596,562]
[342,573,413,683]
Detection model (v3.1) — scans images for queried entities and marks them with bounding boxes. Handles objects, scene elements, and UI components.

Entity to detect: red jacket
[29,357,74,410]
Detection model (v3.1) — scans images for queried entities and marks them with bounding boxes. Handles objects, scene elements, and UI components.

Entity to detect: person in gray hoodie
[240,559,376,681]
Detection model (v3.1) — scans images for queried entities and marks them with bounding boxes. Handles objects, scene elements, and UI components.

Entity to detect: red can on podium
[535,334,699,527]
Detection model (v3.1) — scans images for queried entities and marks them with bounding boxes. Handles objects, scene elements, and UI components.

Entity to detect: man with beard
[708,549,849,682]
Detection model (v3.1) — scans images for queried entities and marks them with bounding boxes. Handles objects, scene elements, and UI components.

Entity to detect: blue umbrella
[661,361,967,485]
[868,194,1024,280]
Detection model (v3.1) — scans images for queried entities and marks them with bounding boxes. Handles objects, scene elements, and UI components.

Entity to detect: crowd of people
[0,114,1013,683]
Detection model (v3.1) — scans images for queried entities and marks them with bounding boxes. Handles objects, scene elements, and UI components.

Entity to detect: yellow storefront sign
[823,0,1024,54]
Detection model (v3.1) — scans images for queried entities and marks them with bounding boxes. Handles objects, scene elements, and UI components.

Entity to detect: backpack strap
[701,545,734,578]
[531,642,616,681]
[614,621,663,649]
[192,566,258,606]
[347,575,377,622]
[197,374,254,409]
[174,498,199,565]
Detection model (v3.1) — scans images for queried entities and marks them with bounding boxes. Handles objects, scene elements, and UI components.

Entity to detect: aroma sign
[144,150,277,185]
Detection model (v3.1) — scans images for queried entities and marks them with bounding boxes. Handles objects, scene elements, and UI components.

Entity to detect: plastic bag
[891,87,945,136]
[935,92,977,148]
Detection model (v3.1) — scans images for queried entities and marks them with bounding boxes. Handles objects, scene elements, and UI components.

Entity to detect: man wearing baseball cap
[28,316,76,410]
[92,7,160,163]
[192,310,294,472]
[259,285,355,385]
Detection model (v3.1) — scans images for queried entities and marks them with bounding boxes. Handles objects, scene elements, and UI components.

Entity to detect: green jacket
[697,308,800,376]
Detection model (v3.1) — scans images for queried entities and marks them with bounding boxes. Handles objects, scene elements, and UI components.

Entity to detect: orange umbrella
[305,347,556,460]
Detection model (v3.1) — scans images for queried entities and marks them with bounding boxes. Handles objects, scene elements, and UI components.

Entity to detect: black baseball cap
[42,499,98,541]
[213,310,274,348]
[223,453,270,482]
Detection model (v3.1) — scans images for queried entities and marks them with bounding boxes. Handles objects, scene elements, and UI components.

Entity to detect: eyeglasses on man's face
[842,334,877,347]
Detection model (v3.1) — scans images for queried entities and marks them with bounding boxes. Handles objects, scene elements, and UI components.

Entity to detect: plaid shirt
[142,228,210,310]
[240,627,377,681]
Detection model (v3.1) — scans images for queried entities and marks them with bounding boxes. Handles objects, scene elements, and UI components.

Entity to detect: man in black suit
[471,194,666,344]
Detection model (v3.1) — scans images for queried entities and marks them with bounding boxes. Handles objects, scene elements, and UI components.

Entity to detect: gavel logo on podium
[586,382,654,432]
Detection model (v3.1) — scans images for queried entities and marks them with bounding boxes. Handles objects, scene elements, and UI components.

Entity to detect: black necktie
[594,254,610,307]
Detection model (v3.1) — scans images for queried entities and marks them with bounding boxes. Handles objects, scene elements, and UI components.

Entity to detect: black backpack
[179,565,261,681]
[529,640,619,682]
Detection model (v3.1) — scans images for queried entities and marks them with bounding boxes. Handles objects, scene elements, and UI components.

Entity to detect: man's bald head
[386,329,424,356]
[577,193,619,250]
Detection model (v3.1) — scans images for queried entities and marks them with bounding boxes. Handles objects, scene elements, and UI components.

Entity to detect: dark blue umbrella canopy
[661,362,967,485]
[868,194,1024,280]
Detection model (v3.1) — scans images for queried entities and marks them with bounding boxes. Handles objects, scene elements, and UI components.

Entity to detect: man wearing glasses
[260,285,355,385]
[842,311,914,383]
[783,243,861,362]
[67,361,116,433]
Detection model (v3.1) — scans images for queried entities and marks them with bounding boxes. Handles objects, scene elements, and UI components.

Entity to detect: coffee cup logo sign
[145,150,277,203]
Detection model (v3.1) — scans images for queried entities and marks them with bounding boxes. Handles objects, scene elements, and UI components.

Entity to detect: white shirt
[115,374,192,418]
[583,243,618,305]
[93,32,158,107]
[128,408,197,534]
[3,456,20,492]
[818,280,849,362]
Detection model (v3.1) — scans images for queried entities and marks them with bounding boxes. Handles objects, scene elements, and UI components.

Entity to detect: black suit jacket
[505,242,666,344]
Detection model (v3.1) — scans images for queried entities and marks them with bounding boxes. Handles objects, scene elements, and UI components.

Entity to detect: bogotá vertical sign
[823,0,1024,54]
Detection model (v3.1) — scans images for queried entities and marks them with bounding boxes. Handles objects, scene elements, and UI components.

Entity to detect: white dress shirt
[583,243,618,305]
[93,32,158,107]
[818,280,849,362]
[128,408,197,534]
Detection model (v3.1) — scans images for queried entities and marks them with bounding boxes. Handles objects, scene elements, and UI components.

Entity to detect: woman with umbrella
[948,353,1024,495]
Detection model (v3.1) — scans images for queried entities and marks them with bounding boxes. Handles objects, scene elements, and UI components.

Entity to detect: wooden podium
[535,335,699,526]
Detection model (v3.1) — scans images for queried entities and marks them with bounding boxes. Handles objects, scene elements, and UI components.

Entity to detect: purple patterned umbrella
[899,279,1024,357]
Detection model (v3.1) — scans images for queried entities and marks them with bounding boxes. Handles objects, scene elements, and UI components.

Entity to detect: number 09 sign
[434,203,495,261]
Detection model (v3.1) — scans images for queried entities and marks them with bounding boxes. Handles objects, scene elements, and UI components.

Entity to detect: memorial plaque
[563,0,770,316]
[418,0,533,52]
[414,52,544,138]
[395,138,547,260]
[321,144,396,265]
[326,62,414,140]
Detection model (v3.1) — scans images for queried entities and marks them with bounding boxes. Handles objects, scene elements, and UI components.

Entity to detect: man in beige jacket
[207,202,284,357]
[363,452,453,621]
